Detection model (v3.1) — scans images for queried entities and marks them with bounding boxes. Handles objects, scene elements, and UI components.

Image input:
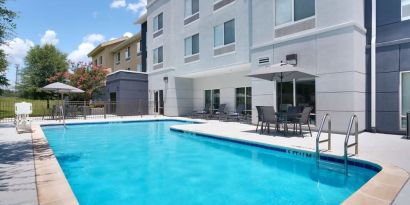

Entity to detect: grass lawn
[0,97,60,119]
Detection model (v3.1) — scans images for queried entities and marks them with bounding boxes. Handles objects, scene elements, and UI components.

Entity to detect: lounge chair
[260,106,279,135]
[14,102,33,134]
[209,104,227,120]
[192,104,211,119]
[256,106,263,132]
[227,104,246,122]
[291,106,313,137]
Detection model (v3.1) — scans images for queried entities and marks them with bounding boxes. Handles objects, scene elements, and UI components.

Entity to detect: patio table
[275,112,302,135]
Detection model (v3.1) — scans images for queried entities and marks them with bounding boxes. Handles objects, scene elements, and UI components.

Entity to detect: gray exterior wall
[106,71,149,115]
[370,0,410,134]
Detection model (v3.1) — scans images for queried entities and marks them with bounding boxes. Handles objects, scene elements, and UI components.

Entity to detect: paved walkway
[0,124,38,205]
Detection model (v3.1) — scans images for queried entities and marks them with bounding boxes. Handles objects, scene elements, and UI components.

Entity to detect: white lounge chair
[15,102,33,133]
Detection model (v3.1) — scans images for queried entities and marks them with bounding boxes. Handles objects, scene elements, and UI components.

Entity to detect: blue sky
[1,0,146,87]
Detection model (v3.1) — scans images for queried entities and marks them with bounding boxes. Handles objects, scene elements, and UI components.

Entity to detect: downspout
[371,0,377,132]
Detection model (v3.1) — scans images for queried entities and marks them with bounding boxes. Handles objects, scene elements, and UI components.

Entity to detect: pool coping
[31,118,409,205]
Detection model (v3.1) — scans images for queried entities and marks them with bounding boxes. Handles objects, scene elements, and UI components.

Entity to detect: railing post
[355,118,358,155]
[328,118,331,150]
[104,102,106,119]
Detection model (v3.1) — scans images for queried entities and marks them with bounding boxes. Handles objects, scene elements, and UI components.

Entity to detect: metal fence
[0,100,148,123]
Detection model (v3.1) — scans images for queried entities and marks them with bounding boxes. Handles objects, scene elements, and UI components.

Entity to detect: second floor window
[185,0,199,17]
[402,0,410,21]
[275,0,315,26]
[185,33,199,56]
[99,56,102,65]
[137,42,141,55]
[115,52,120,64]
[214,19,235,48]
[125,47,131,59]
[153,46,163,64]
[153,13,163,32]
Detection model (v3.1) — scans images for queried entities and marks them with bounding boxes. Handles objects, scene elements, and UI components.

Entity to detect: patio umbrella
[42,82,84,126]
[246,63,317,105]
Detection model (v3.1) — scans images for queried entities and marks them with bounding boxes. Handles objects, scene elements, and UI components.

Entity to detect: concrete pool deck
[0,116,410,204]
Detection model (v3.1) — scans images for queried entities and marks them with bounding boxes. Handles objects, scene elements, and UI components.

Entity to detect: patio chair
[287,106,304,132]
[260,106,279,135]
[209,104,227,120]
[15,102,33,134]
[192,104,211,119]
[292,106,313,137]
[227,104,246,122]
[256,106,263,132]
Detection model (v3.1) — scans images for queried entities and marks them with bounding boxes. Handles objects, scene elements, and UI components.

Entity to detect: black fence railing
[0,100,148,123]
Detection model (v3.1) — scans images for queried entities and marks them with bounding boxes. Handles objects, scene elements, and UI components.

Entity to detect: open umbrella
[42,82,84,126]
[247,63,317,106]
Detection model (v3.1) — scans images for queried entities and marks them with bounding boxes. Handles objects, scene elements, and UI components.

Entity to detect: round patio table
[275,112,302,135]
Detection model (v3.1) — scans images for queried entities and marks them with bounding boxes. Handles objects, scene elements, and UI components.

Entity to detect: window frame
[275,0,316,28]
[115,52,121,64]
[213,19,236,49]
[184,33,200,57]
[205,89,220,112]
[153,46,163,65]
[235,87,252,115]
[125,47,131,60]
[402,0,410,21]
[153,13,163,32]
[99,56,102,65]
[137,42,141,55]
[399,71,410,130]
[185,0,199,19]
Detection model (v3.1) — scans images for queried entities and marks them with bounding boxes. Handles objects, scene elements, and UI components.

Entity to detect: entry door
[153,90,164,115]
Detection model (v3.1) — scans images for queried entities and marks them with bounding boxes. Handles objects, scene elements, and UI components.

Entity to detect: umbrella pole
[61,93,66,128]
[280,73,283,107]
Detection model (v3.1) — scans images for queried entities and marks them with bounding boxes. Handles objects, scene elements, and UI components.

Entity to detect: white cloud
[0,38,34,65]
[110,0,126,8]
[40,30,59,46]
[127,0,147,16]
[67,34,106,63]
[123,32,133,38]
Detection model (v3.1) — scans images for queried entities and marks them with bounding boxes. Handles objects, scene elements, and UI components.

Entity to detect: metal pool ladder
[315,113,331,166]
[344,114,359,173]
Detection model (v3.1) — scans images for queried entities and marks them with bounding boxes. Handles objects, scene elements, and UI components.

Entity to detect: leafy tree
[18,44,68,99]
[0,0,17,92]
[68,62,108,100]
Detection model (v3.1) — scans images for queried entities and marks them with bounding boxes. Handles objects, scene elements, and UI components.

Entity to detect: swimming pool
[42,120,379,205]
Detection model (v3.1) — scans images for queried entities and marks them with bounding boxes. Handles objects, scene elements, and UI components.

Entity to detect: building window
[153,13,163,32]
[99,56,102,65]
[275,0,315,26]
[153,46,163,64]
[115,52,120,64]
[94,59,97,65]
[137,42,141,55]
[214,19,235,48]
[205,89,220,112]
[125,47,131,60]
[401,72,410,129]
[185,0,199,17]
[184,33,199,56]
[277,79,316,124]
[402,0,410,21]
[235,87,252,115]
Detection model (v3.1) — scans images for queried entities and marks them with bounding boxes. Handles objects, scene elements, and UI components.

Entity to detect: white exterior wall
[251,0,367,132]
[147,0,252,116]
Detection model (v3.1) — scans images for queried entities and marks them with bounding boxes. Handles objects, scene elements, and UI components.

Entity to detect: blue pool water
[42,120,378,205]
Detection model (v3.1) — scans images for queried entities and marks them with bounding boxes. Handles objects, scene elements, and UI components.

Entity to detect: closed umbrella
[42,82,84,126]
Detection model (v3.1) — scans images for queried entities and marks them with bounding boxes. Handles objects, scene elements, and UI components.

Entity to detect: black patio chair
[227,104,246,122]
[260,106,279,135]
[192,104,211,119]
[292,107,313,137]
[209,104,227,120]
[256,106,263,132]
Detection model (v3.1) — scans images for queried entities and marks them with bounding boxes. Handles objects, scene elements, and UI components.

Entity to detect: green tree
[18,44,68,99]
[0,0,17,93]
